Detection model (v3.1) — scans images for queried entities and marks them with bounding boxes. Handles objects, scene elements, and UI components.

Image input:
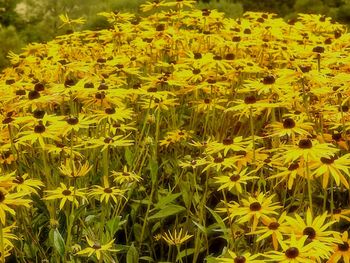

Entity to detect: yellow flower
[220,193,282,231]
[58,14,86,28]
[216,250,262,263]
[286,208,337,255]
[43,183,86,210]
[214,168,258,193]
[248,212,291,250]
[161,228,193,246]
[88,185,126,204]
[76,237,118,260]
[59,159,92,178]
[310,154,350,189]
[11,173,44,195]
[281,138,338,164]
[111,166,142,185]
[328,231,350,263]
[265,233,325,262]
[0,189,31,225]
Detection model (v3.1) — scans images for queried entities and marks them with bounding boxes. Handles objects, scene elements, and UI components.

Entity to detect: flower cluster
[1,1,350,262]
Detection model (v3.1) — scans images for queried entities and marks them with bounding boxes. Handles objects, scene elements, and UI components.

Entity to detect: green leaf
[139,256,155,262]
[205,206,229,241]
[106,216,121,237]
[154,193,182,210]
[125,147,133,166]
[134,223,148,242]
[148,159,158,184]
[148,205,185,220]
[192,220,206,234]
[52,229,65,257]
[127,243,139,263]
[176,248,195,262]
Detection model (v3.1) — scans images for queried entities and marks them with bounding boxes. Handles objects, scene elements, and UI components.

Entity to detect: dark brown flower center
[0,191,5,202]
[223,137,233,145]
[214,157,223,163]
[104,188,113,193]
[66,117,79,125]
[92,243,102,249]
[192,69,201,75]
[84,82,94,89]
[33,109,45,119]
[249,202,261,211]
[2,117,14,124]
[312,46,325,53]
[332,133,342,141]
[34,124,46,133]
[62,189,72,196]
[262,75,275,85]
[64,79,76,87]
[288,162,299,171]
[338,242,349,251]
[303,227,316,239]
[16,90,26,96]
[194,53,202,59]
[225,53,235,60]
[95,92,105,100]
[230,175,240,182]
[204,98,211,104]
[28,90,40,100]
[285,247,299,258]
[34,83,45,91]
[232,36,241,42]
[298,139,312,149]
[104,137,113,144]
[105,108,116,115]
[147,87,157,92]
[234,256,246,263]
[98,83,108,90]
[339,105,349,112]
[283,118,296,129]
[244,95,257,104]
[320,157,335,164]
[13,176,24,184]
[299,65,312,73]
[268,222,280,230]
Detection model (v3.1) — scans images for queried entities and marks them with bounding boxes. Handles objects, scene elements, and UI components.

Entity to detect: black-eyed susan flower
[214,168,258,193]
[0,189,31,224]
[111,166,142,184]
[328,231,350,263]
[248,212,291,250]
[216,250,262,263]
[43,183,86,210]
[88,185,126,204]
[58,159,92,179]
[161,228,193,246]
[286,208,337,253]
[310,154,350,189]
[219,193,282,231]
[76,237,118,260]
[265,234,324,262]
[11,173,44,195]
[281,138,339,164]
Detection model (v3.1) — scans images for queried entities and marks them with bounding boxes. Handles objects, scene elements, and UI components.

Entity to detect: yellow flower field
[1,0,350,262]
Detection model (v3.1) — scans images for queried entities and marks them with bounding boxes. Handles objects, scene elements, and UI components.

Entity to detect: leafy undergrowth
[1,0,350,262]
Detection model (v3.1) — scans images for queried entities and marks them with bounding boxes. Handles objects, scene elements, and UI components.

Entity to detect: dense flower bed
[1,0,350,262]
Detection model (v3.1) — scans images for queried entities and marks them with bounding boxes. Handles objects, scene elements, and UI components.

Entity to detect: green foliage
[0,25,23,68]
[197,0,243,17]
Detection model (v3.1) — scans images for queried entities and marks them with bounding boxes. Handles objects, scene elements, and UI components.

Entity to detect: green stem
[249,107,256,163]
[0,223,4,263]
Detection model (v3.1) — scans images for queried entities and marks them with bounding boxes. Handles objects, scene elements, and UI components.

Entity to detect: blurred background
[1,0,350,70]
